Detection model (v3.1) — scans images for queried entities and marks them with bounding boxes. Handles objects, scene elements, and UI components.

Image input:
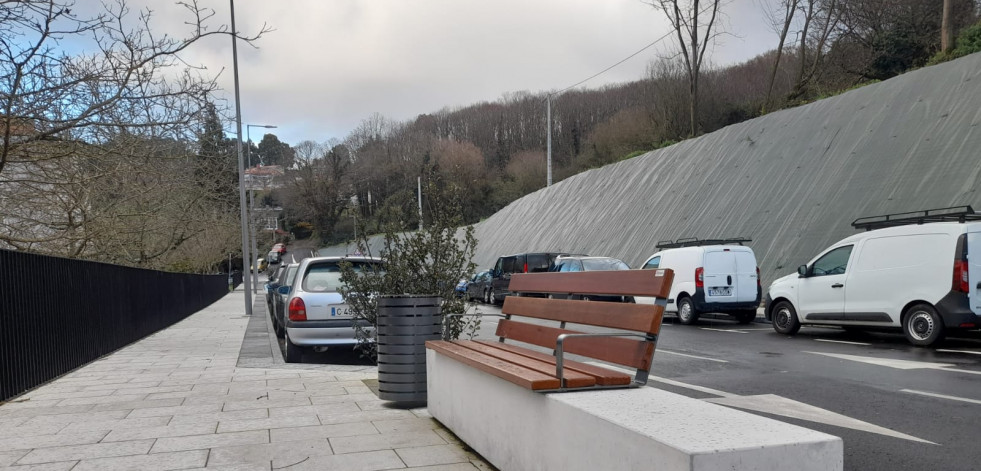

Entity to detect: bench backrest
[500,269,674,373]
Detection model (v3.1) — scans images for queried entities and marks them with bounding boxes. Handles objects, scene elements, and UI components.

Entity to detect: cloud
[77,0,778,145]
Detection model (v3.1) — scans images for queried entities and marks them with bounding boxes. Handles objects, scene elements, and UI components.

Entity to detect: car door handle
[831,283,844,288]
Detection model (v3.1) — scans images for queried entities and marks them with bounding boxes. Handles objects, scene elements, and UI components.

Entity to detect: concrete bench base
[427,349,842,471]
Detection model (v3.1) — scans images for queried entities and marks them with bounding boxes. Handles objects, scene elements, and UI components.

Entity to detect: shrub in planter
[339,170,479,361]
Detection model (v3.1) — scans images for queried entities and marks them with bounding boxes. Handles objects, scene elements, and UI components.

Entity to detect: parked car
[466,270,493,303]
[455,278,468,298]
[257,258,268,272]
[272,242,287,254]
[264,264,289,315]
[489,252,582,305]
[766,206,981,346]
[267,250,282,267]
[270,263,300,338]
[637,238,761,324]
[280,256,385,362]
[547,256,633,302]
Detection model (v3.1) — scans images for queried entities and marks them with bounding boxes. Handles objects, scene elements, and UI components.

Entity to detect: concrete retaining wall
[323,54,981,286]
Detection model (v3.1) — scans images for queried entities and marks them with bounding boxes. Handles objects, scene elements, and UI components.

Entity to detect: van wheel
[285,333,303,363]
[903,303,946,346]
[771,301,801,335]
[677,297,699,325]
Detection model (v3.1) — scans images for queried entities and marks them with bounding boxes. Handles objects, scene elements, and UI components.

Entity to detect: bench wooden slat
[495,319,655,371]
[473,340,631,386]
[508,269,673,298]
[426,340,560,390]
[448,341,597,388]
[501,297,665,334]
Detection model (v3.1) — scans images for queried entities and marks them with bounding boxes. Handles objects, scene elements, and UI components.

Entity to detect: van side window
[642,256,661,270]
[811,245,853,276]
[501,257,516,274]
[527,254,549,272]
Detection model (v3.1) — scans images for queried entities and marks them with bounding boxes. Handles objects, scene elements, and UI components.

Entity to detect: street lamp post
[229,0,251,316]
[245,124,277,294]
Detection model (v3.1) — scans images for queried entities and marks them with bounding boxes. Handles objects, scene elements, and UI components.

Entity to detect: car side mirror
[277,285,291,295]
[797,265,808,277]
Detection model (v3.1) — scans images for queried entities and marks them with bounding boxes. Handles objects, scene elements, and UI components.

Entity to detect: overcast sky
[140,0,776,146]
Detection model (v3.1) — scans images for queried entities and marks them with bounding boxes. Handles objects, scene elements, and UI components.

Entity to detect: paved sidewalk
[0,285,490,470]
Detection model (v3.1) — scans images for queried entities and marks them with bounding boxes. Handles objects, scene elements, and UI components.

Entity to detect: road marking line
[901,389,981,405]
[738,328,775,331]
[699,328,748,334]
[815,339,872,346]
[936,349,981,356]
[588,363,934,443]
[806,351,981,375]
[658,349,729,363]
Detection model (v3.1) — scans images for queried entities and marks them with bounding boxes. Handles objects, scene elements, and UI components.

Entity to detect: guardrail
[0,249,237,402]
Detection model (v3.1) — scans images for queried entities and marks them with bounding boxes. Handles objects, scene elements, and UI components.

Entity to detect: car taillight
[288,297,307,321]
[756,266,762,289]
[524,263,528,273]
[695,267,704,288]
[953,260,969,293]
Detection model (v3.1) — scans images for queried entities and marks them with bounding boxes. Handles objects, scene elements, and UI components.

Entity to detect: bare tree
[1,1,268,176]
[762,0,801,110]
[0,0,268,268]
[648,0,724,136]
[790,0,840,99]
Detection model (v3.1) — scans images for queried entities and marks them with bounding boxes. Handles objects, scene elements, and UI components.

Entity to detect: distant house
[245,164,284,190]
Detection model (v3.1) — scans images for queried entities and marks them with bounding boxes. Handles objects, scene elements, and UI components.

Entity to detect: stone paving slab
[0,286,491,470]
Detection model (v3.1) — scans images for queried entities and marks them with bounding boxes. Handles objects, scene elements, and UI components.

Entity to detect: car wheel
[676,297,699,325]
[582,295,592,302]
[489,290,498,305]
[733,310,757,324]
[285,332,303,363]
[483,289,490,304]
[903,303,946,346]
[771,301,801,335]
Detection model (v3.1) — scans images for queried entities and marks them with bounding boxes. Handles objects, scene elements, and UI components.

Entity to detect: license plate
[708,287,732,296]
[329,304,351,318]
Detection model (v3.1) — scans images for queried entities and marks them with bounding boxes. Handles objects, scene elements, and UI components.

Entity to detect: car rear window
[302,261,382,293]
[582,258,630,271]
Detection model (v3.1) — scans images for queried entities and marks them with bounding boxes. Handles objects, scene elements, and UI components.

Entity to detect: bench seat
[426,340,631,390]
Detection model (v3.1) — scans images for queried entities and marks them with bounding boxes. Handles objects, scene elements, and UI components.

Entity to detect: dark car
[270,263,300,337]
[488,252,583,305]
[466,270,493,303]
[548,256,634,302]
[265,264,289,315]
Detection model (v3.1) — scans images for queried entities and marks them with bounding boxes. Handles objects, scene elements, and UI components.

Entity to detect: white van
[638,239,761,324]
[766,207,981,346]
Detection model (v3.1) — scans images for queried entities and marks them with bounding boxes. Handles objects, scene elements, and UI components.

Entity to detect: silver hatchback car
[279,256,383,363]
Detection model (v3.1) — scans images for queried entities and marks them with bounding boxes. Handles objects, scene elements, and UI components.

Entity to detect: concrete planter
[376,295,442,403]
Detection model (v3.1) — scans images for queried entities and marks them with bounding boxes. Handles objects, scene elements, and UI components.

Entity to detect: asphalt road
[271,244,981,469]
[464,301,981,471]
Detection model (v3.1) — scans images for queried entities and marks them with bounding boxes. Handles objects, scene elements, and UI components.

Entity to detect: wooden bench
[426,268,674,392]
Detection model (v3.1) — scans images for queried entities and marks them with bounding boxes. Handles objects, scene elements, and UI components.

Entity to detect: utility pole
[546,94,552,187]
[230,0,252,315]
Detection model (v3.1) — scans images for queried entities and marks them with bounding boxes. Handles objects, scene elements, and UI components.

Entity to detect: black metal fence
[0,249,237,402]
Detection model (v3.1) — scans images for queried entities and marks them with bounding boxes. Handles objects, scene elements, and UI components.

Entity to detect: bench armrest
[555,332,656,388]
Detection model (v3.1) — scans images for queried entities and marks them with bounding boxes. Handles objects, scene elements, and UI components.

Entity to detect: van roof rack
[851,205,981,231]
[655,237,752,249]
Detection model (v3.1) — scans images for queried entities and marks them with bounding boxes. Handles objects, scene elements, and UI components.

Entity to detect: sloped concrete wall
[470,54,981,284]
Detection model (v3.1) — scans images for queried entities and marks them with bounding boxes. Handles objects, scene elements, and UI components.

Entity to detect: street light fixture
[245,124,277,294]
